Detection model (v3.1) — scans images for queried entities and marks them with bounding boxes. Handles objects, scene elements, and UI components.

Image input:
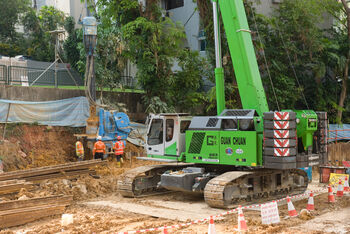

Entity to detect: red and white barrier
[117,187,333,234]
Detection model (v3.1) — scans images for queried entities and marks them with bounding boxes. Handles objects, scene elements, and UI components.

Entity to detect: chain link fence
[7,66,84,86]
[0,64,141,90]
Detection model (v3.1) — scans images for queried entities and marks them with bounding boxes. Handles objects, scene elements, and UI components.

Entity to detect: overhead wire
[248,3,280,111]
[275,22,310,109]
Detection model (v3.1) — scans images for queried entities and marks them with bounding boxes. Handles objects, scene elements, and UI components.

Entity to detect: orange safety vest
[75,141,84,157]
[93,141,106,155]
[114,141,125,155]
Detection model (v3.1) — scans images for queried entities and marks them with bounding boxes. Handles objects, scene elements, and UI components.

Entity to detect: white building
[33,0,89,27]
[158,0,281,54]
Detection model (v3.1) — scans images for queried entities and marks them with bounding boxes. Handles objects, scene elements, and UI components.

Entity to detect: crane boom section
[218,0,269,116]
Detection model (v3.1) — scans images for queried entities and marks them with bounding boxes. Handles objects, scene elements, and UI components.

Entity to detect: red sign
[343,161,350,168]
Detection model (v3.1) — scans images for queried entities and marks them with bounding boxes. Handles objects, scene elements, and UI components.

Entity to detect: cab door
[146,117,165,156]
[164,117,178,156]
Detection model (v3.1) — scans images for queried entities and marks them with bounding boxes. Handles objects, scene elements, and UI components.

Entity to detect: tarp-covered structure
[0,97,89,127]
[328,124,350,142]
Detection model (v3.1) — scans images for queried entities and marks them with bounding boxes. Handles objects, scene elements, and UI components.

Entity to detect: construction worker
[113,136,125,167]
[93,136,106,160]
[75,137,84,161]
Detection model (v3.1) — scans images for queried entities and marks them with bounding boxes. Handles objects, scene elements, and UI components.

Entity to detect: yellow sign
[329,173,349,186]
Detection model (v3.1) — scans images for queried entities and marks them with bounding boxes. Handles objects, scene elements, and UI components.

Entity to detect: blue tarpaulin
[0,97,89,127]
[328,124,350,142]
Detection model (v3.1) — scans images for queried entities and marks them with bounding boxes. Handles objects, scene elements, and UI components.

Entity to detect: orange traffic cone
[336,179,344,197]
[344,177,349,192]
[287,196,298,217]
[328,184,336,203]
[238,205,248,231]
[208,216,216,234]
[163,225,168,234]
[306,191,315,211]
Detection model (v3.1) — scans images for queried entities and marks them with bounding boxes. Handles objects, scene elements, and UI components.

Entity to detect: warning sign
[329,173,349,186]
[261,201,280,225]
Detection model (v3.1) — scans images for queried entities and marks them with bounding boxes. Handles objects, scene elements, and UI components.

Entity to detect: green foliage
[0,0,30,42]
[22,6,66,61]
[75,17,127,91]
[122,16,186,100]
[38,6,65,32]
[63,17,80,70]
[90,0,208,113]
[143,96,175,114]
[170,50,209,112]
[0,43,22,57]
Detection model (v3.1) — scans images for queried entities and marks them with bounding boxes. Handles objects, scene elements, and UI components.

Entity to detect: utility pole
[49,30,65,88]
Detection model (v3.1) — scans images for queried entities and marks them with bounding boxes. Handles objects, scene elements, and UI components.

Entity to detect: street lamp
[82,16,97,102]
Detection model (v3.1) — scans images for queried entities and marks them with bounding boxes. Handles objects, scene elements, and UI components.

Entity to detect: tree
[335,0,350,123]
[196,0,346,121]
[75,4,128,92]
[63,16,80,70]
[0,0,30,42]
[23,6,66,61]
[91,0,208,113]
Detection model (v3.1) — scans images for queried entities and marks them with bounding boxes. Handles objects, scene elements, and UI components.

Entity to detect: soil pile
[0,140,28,171]
[0,124,82,171]
[37,175,118,200]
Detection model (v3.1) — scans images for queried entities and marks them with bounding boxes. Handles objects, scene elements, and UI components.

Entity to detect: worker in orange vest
[113,136,125,167]
[93,136,106,160]
[75,137,84,161]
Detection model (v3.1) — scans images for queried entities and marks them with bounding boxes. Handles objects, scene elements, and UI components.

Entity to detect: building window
[165,0,184,10]
[198,30,206,52]
[200,40,206,52]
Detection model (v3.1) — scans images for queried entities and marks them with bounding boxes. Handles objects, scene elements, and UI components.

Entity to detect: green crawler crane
[118,0,328,208]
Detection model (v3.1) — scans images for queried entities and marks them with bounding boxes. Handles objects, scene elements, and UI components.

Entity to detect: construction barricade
[116,186,347,234]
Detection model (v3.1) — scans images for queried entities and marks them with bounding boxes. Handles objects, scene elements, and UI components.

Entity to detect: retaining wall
[0,85,146,122]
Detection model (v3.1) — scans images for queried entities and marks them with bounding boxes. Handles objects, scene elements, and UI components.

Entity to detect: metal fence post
[335,129,338,144]
[8,66,11,85]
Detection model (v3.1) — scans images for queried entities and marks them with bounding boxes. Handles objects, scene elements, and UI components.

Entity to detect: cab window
[221,119,238,130]
[148,119,163,145]
[166,119,174,142]
[180,120,191,133]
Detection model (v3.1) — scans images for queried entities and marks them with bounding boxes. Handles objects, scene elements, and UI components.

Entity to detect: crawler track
[117,163,192,197]
[204,169,308,208]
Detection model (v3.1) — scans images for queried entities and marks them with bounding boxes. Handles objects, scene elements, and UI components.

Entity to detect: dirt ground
[0,125,349,233]
[4,176,350,234]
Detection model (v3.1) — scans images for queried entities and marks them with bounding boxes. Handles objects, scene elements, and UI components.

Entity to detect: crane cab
[146,113,192,161]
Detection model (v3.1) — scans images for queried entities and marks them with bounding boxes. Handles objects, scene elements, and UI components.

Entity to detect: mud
[0,124,349,233]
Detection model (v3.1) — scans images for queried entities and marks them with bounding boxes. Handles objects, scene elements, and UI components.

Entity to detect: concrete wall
[0,85,146,122]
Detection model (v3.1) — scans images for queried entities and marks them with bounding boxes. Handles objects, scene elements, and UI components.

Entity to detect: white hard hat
[97,136,102,140]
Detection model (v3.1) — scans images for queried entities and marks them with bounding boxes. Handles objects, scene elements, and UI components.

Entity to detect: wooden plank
[0,179,26,186]
[0,195,73,211]
[0,160,105,181]
[0,182,33,195]
[26,169,95,182]
[0,204,66,228]
[1,160,103,176]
